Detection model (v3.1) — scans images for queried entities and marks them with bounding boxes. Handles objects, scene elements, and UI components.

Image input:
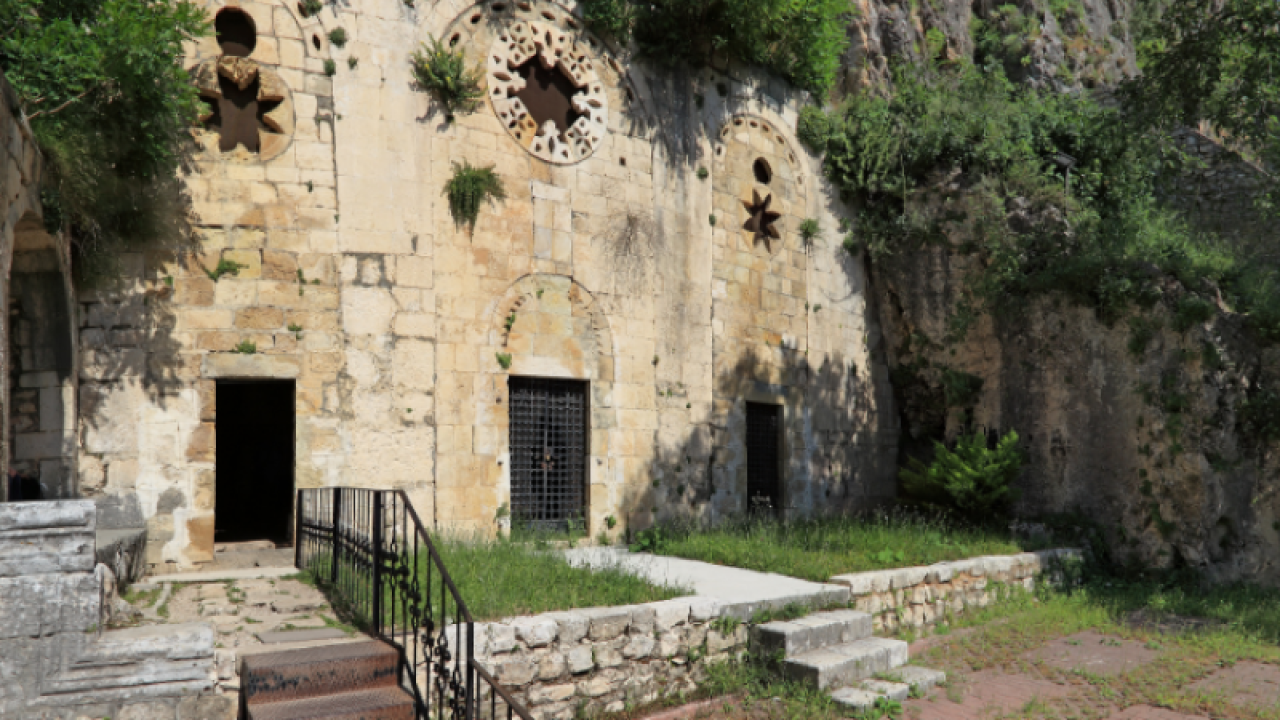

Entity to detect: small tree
[899,430,1024,518]
[410,35,484,121]
[443,161,505,232]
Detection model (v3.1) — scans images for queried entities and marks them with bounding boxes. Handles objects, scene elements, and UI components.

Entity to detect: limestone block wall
[473,598,747,720]
[1165,127,1273,244]
[71,0,901,568]
[828,549,1082,633]
[0,500,221,718]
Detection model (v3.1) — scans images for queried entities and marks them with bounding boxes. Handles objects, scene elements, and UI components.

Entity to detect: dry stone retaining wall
[471,597,748,720]
[830,549,1082,633]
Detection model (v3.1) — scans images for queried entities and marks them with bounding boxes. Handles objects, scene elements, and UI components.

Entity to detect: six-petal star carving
[742,189,783,250]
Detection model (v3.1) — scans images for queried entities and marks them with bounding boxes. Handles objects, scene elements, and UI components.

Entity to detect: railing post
[330,489,341,584]
[466,622,475,720]
[294,489,303,570]
[372,490,383,637]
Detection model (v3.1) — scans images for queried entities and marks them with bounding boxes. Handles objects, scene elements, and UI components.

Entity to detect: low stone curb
[828,548,1082,632]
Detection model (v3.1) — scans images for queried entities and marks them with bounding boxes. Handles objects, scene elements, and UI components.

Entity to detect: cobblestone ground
[120,572,359,698]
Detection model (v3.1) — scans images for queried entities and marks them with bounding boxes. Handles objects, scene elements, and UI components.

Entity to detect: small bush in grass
[410,35,484,121]
[900,430,1024,518]
[443,161,506,231]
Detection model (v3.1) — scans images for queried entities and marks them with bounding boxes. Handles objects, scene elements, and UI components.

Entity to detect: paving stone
[270,595,322,614]
[255,627,348,644]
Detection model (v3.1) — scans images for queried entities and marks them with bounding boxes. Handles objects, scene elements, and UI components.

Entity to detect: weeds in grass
[639,509,1025,581]
[430,533,690,621]
[122,586,162,609]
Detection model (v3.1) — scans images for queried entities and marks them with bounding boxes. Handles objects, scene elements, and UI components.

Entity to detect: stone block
[686,597,721,622]
[566,646,593,674]
[647,599,690,631]
[496,658,536,686]
[528,682,576,705]
[202,353,300,379]
[512,617,558,648]
[537,651,566,680]
[621,634,654,659]
[488,624,517,654]
[581,607,630,640]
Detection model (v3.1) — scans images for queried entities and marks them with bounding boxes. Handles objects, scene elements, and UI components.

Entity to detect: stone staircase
[239,639,414,720]
[753,609,947,710]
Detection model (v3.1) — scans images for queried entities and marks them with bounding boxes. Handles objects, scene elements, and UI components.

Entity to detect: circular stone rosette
[487,19,608,164]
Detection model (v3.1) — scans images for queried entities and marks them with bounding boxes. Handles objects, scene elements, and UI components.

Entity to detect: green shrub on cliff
[0,0,208,278]
[900,430,1024,518]
[580,0,849,95]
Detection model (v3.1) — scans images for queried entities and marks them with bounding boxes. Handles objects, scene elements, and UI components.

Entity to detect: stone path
[123,566,364,700]
[562,547,849,619]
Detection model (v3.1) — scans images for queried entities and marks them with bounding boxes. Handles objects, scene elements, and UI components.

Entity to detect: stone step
[247,687,415,720]
[241,639,400,705]
[891,665,947,694]
[752,609,873,657]
[827,666,947,710]
[782,637,909,690]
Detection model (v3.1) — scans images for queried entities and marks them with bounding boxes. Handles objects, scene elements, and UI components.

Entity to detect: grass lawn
[635,511,1027,582]
[614,572,1280,720]
[431,535,690,621]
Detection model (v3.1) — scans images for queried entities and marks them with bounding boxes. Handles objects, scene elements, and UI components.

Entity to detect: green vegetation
[579,0,849,94]
[899,430,1024,518]
[323,59,336,77]
[205,258,246,281]
[327,27,347,48]
[409,35,484,121]
[631,511,1024,582]
[298,0,322,17]
[495,351,512,369]
[233,340,257,354]
[122,585,162,609]
[807,56,1279,344]
[0,0,207,279]
[431,534,689,621]
[443,161,505,232]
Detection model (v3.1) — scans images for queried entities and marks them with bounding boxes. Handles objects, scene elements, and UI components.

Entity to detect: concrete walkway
[563,547,850,620]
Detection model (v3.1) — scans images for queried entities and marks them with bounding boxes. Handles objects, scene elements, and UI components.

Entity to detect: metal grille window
[508,377,588,533]
[746,402,782,513]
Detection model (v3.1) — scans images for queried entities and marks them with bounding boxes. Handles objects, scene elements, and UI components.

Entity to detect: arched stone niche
[438,0,636,164]
[7,214,77,500]
[712,114,807,256]
[186,0,334,163]
[472,274,617,532]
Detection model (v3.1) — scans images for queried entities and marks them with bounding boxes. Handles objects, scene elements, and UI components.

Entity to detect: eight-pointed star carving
[742,189,783,250]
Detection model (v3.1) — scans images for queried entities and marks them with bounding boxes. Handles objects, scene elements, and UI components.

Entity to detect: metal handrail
[296,487,534,720]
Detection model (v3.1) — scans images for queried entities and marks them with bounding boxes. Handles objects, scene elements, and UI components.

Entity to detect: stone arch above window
[713,115,806,256]
[439,0,627,165]
[494,274,614,382]
[189,6,296,161]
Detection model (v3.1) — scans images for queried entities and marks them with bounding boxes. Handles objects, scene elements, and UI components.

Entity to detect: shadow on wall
[73,172,200,523]
[620,346,898,533]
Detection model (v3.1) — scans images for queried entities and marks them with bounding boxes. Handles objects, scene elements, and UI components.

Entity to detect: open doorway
[745,401,782,514]
[215,380,294,544]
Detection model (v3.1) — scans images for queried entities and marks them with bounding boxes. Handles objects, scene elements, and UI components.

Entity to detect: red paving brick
[904,670,1073,720]
[1187,661,1280,709]
[1103,705,1209,720]
[1026,630,1159,676]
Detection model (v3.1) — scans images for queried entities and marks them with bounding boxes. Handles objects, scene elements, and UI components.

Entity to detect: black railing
[296,487,533,720]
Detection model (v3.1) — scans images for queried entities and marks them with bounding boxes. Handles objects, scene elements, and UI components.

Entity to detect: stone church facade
[16,0,900,569]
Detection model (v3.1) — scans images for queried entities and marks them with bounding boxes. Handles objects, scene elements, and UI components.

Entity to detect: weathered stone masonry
[70,0,900,570]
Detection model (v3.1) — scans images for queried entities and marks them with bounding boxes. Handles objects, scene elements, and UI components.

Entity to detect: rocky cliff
[835,0,1280,584]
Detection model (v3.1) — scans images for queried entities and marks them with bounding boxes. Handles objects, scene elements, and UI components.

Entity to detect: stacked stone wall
[473,597,748,720]
[1165,128,1273,245]
[830,549,1082,633]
